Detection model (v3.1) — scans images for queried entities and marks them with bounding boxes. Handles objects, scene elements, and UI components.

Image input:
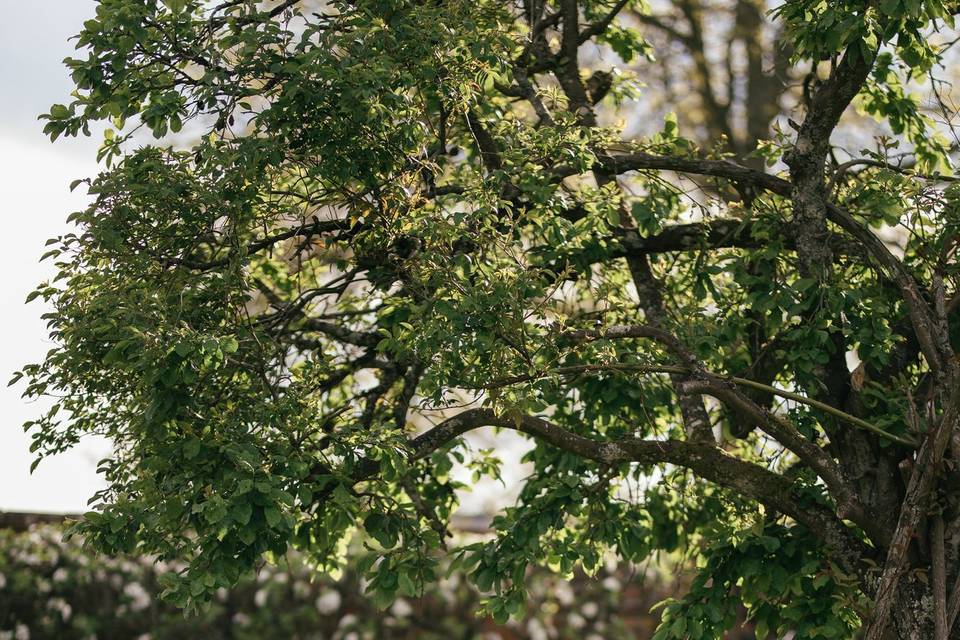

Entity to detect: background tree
[16,0,960,637]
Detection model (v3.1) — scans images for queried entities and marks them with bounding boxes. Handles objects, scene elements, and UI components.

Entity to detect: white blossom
[602,576,620,592]
[567,613,586,630]
[554,581,574,606]
[123,581,151,611]
[315,590,342,615]
[526,619,548,640]
[48,598,72,621]
[390,598,412,618]
[293,580,310,599]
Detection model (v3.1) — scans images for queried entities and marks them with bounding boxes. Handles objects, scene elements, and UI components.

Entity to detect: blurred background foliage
[0,515,757,640]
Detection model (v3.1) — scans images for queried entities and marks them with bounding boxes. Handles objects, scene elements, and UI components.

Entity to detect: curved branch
[405,408,868,577]
[299,319,379,348]
[587,151,794,194]
[680,378,888,546]
[614,219,767,254]
[472,351,907,544]
[173,218,350,270]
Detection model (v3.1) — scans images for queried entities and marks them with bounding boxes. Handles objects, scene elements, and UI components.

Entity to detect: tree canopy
[18,0,960,637]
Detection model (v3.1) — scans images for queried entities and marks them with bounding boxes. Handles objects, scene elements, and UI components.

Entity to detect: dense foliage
[18,0,960,637]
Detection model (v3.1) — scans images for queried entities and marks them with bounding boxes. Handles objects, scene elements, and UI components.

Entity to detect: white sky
[0,1,109,513]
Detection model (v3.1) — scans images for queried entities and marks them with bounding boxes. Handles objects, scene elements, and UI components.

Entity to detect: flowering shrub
[0,523,738,640]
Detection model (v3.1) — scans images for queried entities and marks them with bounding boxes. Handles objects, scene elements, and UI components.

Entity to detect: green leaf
[264,506,282,528]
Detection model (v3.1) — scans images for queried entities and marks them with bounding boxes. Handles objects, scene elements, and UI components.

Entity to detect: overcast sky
[0,1,109,513]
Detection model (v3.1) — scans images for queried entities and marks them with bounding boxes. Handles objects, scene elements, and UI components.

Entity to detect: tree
[17,0,960,636]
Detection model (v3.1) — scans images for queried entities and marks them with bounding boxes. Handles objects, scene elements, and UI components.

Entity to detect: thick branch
[556,0,595,123]
[405,408,867,576]
[299,319,379,348]
[610,218,857,258]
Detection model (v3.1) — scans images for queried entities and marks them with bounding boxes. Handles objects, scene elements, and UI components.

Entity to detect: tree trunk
[882,573,935,639]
